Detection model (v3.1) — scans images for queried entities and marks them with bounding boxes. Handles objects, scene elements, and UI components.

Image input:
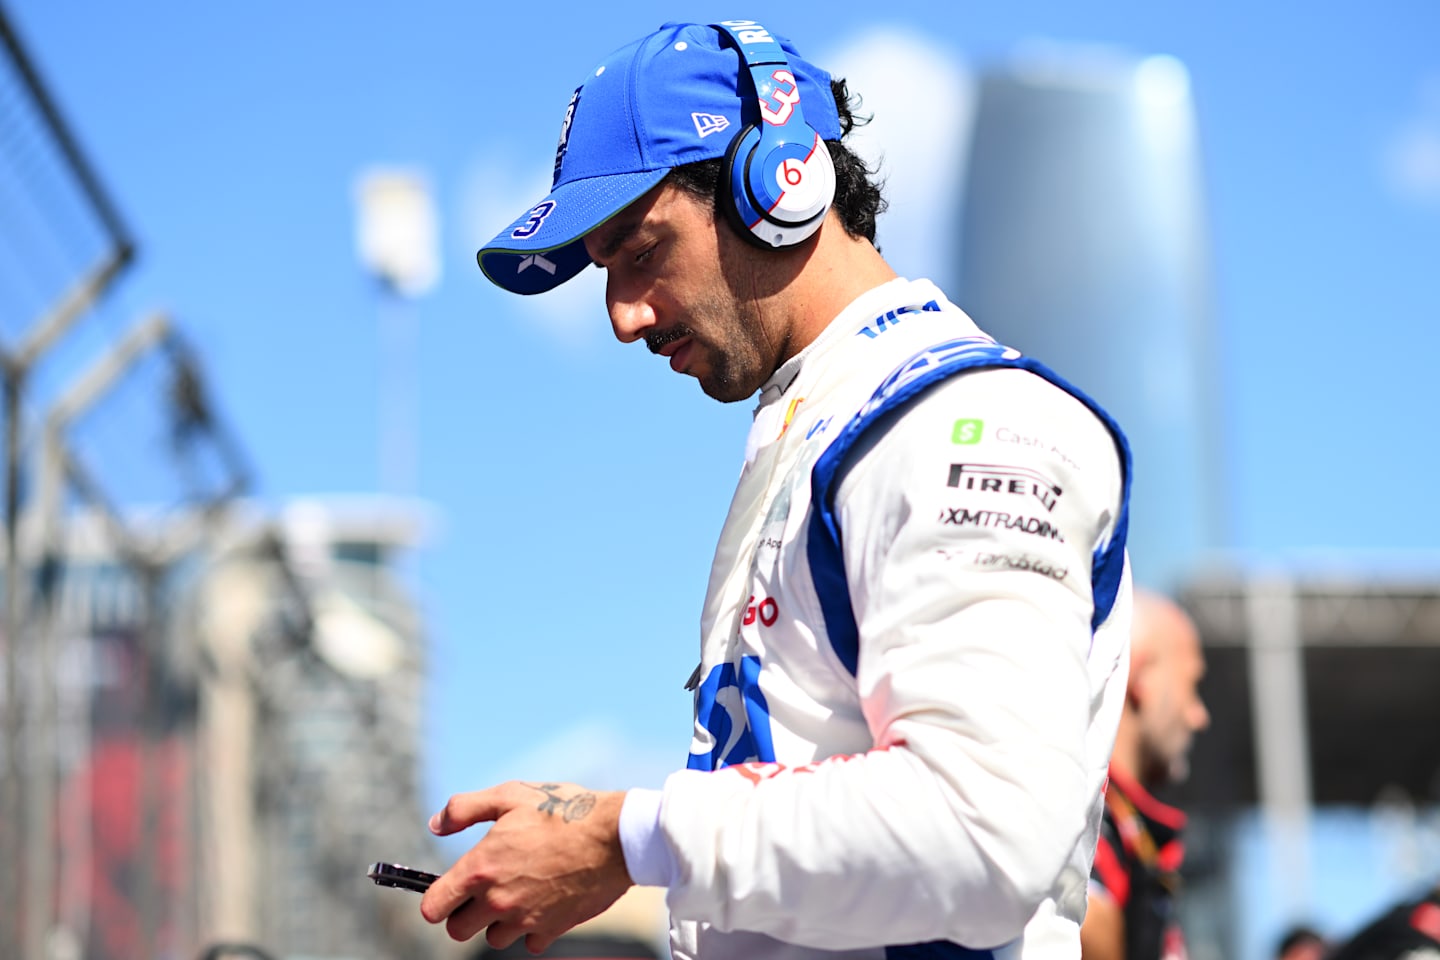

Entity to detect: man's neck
[782,220,898,358]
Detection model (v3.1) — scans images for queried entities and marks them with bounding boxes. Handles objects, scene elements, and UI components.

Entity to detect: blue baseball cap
[476,20,841,295]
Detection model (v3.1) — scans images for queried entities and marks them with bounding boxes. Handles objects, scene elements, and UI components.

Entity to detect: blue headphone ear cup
[722,122,835,250]
[721,123,772,249]
[750,134,835,229]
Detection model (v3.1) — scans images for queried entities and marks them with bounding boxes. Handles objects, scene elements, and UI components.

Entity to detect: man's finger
[419,866,487,930]
[485,919,526,951]
[421,885,493,940]
[526,929,562,955]
[429,784,511,836]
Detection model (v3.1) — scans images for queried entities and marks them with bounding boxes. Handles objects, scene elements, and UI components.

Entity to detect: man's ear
[1125,655,1149,709]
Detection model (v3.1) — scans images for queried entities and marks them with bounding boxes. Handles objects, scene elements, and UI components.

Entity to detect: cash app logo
[951,419,983,444]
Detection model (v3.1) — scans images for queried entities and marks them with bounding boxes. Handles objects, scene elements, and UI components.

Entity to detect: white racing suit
[620,278,1133,960]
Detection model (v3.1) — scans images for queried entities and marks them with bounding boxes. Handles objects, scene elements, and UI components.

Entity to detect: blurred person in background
[1323,882,1440,960]
[1081,591,1210,960]
[420,16,1136,960]
[1274,924,1330,960]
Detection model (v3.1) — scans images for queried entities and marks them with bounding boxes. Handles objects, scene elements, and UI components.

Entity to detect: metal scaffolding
[1,5,446,958]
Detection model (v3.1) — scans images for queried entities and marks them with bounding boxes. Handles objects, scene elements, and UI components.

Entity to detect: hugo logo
[743,595,779,627]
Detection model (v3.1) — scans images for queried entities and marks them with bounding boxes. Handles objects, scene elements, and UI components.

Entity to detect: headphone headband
[715,19,789,66]
[712,19,836,249]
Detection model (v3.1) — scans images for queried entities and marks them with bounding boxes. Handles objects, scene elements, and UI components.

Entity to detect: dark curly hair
[665,77,888,244]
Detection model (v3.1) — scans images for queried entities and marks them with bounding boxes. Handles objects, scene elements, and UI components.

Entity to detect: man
[421,19,1135,960]
[1081,591,1210,960]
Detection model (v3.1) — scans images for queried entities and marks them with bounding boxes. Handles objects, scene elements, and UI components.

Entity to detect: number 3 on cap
[511,200,556,239]
[758,69,800,126]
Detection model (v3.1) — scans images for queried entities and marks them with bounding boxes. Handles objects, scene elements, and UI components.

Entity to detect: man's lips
[653,334,686,357]
[645,326,694,373]
[666,338,693,373]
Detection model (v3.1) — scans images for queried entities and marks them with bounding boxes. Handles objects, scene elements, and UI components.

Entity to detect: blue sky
[5,1,1439,956]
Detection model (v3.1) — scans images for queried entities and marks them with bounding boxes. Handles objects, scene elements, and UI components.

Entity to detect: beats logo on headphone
[713,20,837,250]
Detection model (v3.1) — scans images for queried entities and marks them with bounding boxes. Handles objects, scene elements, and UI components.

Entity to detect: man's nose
[1192,698,1211,732]
[606,277,654,344]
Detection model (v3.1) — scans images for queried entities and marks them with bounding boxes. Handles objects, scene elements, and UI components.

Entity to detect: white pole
[1244,575,1314,924]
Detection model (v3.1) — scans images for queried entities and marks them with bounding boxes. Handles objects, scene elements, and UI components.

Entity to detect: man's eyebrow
[595,219,641,263]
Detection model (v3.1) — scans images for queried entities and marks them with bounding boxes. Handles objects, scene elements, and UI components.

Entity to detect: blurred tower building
[952,44,1440,960]
[955,47,1221,591]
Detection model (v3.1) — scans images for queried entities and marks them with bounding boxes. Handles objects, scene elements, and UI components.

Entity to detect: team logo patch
[518,254,556,275]
[692,112,730,138]
[552,87,582,186]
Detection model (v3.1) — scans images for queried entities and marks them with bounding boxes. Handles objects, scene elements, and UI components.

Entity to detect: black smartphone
[367,861,441,893]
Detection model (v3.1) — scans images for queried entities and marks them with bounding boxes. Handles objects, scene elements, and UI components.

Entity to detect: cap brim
[476,169,671,296]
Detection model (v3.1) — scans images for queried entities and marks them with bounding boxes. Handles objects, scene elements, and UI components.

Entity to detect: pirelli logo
[947,463,1063,512]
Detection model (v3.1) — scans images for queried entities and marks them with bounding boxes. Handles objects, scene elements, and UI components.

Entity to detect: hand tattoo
[528,783,598,823]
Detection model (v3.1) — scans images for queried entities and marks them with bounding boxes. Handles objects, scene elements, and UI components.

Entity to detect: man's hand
[420,781,633,953]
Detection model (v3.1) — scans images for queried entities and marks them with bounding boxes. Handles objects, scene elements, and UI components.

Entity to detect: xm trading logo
[938,507,1066,542]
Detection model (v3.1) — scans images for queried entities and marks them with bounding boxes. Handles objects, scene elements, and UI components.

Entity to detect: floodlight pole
[353,168,437,498]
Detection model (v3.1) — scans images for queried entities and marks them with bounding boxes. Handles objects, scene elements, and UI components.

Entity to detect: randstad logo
[952,419,983,444]
[693,112,730,138]
[856,299,941,339]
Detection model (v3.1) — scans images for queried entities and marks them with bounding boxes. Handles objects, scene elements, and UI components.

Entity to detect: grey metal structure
[192,499,446,960]
[1,1,136,951]
[35,500,446,960]
[1160,567,1440,960]
[1177,568,1440,812]
[0,6,449,958]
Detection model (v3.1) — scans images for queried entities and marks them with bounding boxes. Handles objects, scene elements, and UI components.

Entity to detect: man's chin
[692,360,756,404]
[696,369,758,404]
[698,379,753,404]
